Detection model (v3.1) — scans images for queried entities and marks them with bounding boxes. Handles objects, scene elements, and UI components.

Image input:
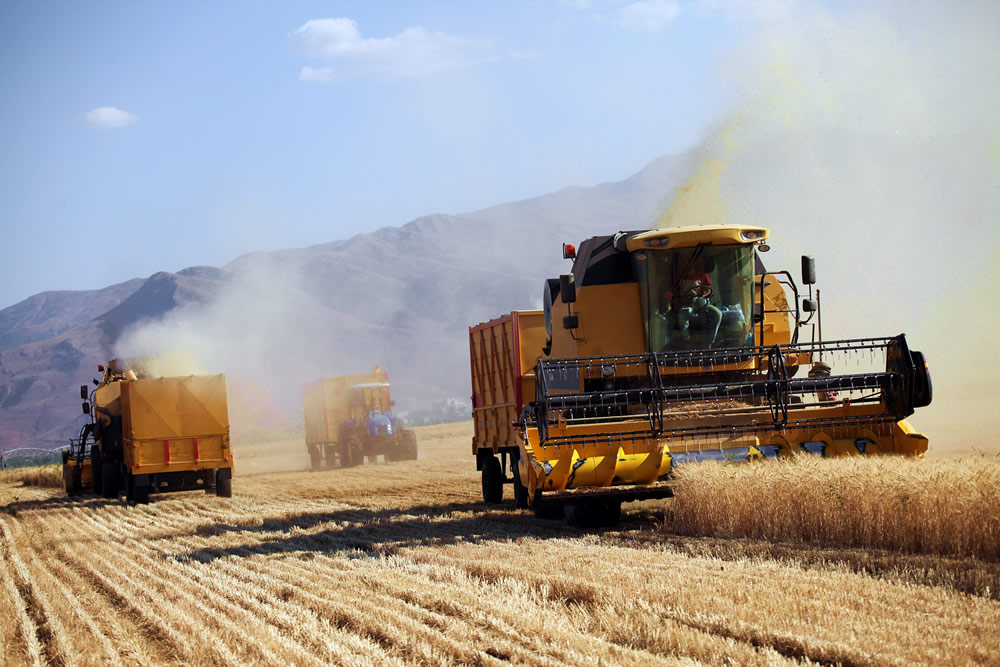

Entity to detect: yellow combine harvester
[63,359,233,503]
[302,367,417,469]
[471,224,932,524]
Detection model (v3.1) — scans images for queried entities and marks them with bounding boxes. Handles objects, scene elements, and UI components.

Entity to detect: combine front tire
[482,456,503,504]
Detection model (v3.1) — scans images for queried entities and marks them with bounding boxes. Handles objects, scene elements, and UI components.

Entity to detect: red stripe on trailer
[193,437,199,463]
[164,439,170,465]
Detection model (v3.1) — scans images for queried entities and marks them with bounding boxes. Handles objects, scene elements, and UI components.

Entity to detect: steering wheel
[685,284,713,299]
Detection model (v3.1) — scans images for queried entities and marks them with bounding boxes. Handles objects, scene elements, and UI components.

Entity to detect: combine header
[470,225,932,524]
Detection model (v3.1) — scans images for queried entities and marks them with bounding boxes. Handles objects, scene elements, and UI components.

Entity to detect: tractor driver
[657,253,723,350]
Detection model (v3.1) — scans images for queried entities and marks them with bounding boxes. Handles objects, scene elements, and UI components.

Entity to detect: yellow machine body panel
[303,367,390,445]
[120,374,232,476]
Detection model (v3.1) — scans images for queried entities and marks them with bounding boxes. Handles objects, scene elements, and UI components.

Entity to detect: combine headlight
[740,229,765,241]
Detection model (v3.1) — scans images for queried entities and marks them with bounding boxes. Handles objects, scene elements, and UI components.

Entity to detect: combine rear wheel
[482,456,503,503]
[513,463,529,509]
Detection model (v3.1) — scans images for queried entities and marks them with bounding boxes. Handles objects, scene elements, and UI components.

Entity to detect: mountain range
[0,152,696,450]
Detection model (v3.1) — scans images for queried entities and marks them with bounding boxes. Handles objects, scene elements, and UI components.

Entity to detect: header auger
[470,224,932,525]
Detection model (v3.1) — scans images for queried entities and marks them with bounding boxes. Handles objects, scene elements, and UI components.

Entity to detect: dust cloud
[112,255,358,442]
[658,1,1000,454]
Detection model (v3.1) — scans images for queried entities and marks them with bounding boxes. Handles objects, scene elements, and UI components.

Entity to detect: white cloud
[300,66,335,82]
[291,18,493,79]
[84,106,138,129]
[617,1,681,31]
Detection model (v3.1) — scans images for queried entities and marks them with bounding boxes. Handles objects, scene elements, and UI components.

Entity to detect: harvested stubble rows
[1,422,999,666]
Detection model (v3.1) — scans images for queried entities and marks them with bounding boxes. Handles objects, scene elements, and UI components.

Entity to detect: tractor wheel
[309,445,322,470]
[323,444,337,469]
[215,469,233,498]
[513,462,529,509]
[482,456,503,504]
[339,439,353,468]
[401,430,418,461]
[349,436,365,467]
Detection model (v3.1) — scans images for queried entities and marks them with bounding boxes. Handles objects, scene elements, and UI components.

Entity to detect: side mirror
[92,378,99,386]
[82,401,91,415]
[801,255,816,285]
[802,299,818,313]
[559,273,576,304]
[80,385,88,399]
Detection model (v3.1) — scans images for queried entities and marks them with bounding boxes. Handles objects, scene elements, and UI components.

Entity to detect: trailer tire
[101,463,119,499]
[216,469,232,498]
[309,445,323,470]
[91,448,103,496]
[482,456,503,504]
[125,472,136,504]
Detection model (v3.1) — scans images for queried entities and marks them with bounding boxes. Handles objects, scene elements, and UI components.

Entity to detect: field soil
[2,421,998,665]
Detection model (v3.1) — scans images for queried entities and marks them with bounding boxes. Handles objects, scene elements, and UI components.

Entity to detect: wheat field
[2,422,999,665]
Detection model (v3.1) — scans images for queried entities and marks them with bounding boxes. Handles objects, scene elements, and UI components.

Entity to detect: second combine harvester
[470,224,932,524]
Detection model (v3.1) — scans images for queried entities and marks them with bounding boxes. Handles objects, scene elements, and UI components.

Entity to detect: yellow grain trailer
[303,367,417,469]
[470,224,932,525]
[65,360,233,503]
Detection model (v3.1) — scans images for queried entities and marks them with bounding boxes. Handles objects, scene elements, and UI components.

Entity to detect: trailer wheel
[513,462,528,509]
[309,445,323,470]
[91,448,103,496]
[482,456,503,504]
[101,463,119,499]
[216,469,232,498]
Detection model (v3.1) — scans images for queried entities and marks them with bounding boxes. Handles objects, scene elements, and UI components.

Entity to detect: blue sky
[0,1,807,308]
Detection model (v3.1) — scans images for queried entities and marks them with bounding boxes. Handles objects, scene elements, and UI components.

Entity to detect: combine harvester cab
[302,367,417,470]
[67,359,233,504]
[470,225,932,524]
